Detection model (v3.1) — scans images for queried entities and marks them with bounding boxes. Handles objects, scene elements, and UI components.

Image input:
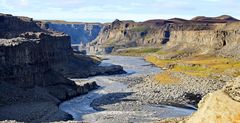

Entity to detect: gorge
[1,12,240,123]
[0,13,125,122]
[45,21,103,45]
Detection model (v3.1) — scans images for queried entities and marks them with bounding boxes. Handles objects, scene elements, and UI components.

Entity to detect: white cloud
[1,0,240,22]
[19,0,29,7]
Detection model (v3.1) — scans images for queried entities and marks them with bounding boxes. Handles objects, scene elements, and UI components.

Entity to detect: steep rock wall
[88,16,240,57]
[0,13,43,38]
[0,14,125,122]
[167,23,240,58]
[47,22,102,44]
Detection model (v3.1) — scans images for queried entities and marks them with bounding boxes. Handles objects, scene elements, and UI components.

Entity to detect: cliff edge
[87,15,240,59]
[0,13,125,122]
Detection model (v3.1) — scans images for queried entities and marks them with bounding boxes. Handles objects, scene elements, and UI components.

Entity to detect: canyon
[44,20,103,45]
[0,13,125,122]
[81,15,240,123]
[1,13,240,123]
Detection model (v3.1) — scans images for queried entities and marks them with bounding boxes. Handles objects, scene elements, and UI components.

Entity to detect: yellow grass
[144,55,177,68]
[182,55,240,76]
[114,47,161,56]
[172,65,213,77]
[154,71,179,84]
[156,50,185,55]
[145,54,240,78]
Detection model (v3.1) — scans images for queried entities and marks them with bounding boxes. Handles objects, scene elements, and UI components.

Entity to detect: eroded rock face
[186,77,240,123]
[0,33,75,88]
[88,15,240,58]
[0,14,43,38]
[47,22,102,44]
[167,24,240,59]
[0,13,124,122]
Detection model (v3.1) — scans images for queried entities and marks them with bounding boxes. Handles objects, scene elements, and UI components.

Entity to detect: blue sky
[0,0,240,22]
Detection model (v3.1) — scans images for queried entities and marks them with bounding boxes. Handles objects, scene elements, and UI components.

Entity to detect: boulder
[186,77,240,123]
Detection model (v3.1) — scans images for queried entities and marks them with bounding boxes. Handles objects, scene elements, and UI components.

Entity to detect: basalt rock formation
[87,15,240,58]
[44,20,103,44]
[0,13,125,122]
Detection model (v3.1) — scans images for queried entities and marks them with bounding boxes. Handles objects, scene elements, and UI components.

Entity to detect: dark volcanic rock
[0,14,43,39]
[0,13,124,122]
[46,21,102,44]
[0,34,75,88]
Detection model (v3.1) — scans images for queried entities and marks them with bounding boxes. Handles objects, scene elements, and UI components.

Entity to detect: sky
[0,0,240,22]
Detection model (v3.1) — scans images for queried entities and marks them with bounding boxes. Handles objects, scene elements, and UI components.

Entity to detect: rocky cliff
[0,13,125,122]
[185,77,240,123]
[45,21,102,44]
[88,15,240,58]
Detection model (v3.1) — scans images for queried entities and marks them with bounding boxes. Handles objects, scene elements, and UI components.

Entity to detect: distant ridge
[141,15,239,25]
[41,20,102,25]
[39,15,239,25]
[191,15,239,22]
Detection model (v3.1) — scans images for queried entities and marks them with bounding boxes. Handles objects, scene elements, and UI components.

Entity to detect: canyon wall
[167,22,240,59]
[0,14,125,122]
[88,15,240,58]
[46,21,102,44]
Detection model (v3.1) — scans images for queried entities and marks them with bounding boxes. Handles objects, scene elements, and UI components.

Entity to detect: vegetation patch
[145,54,240,78]
[145,55,177,68]
[154,71,179,84]
[114,47,161,56]
[130,26,148,32]
[181,55,240,77]
[156,50,187,56]
[172,64,212,77]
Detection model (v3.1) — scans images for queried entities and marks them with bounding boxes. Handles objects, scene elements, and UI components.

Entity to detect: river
[60,56,195,123]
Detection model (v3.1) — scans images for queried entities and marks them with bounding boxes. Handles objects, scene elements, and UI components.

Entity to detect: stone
[186,77,240,123]
[224,77,240,102]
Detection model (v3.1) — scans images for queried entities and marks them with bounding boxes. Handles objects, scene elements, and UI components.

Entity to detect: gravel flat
[60,56,196,123]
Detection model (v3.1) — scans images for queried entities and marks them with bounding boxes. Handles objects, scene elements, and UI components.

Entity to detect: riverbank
[59,56,196,123]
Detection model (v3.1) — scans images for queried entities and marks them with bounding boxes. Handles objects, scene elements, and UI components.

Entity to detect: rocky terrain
[59,56,196,123]
[85,15,240,123]
[87,15,240,58]
[158,77,240,123]
[44,20,103,45]
[1,13,240,123]
[185,77,240,123]
[0,13,125,122]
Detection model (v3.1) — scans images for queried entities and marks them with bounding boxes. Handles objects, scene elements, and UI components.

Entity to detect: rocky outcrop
[45,21,102,44]
[87,19,167,54]
[186,77,240,123]
[166,22,240,59]
[88,15,240,58]
[0,13,125,122]
[0,13,44,38]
